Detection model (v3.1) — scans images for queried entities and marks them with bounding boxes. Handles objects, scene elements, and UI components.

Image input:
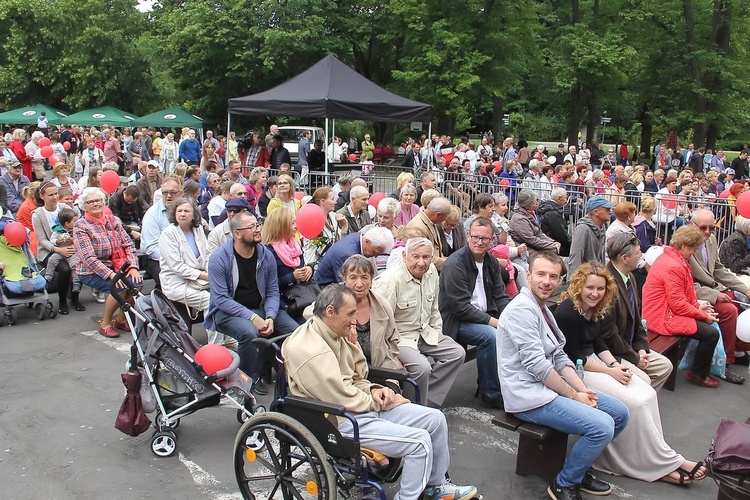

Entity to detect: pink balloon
[368,191,385,208]
[40,146,54,158]
[499,178,510,188]
[719,189,731,199]
[194,344,232,375]
[49,155,62,165]
[296,203,326,239]
[100,170,120,194]
[661,194,678,210]
[737,191,750,218]
[63,141,71,151]
[4,222,26,247]
[294,191,304,200]
[348,153,357,162]
[38,137,50,148]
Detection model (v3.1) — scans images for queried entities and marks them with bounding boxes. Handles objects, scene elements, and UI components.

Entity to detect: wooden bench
[647,330,688,392]
[492,411,568,484]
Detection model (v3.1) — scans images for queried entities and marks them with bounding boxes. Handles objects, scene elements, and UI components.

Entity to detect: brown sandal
[659,469,692,486]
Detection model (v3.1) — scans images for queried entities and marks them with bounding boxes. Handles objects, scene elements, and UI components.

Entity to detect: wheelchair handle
[109,261,138,307]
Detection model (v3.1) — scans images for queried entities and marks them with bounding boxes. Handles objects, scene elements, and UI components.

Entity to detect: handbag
[187,278,210,291]
[115,369,152,437]
[678,321,726,378]
[707,418,750,476]
[109,216,129,272]
[284,280,320,317]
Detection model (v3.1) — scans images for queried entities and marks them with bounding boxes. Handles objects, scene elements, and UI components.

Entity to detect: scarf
[85,211,107,226]
[272,238,301,268]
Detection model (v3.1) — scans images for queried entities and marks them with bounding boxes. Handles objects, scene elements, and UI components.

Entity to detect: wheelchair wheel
[6,308,16,325]
[35,303,46,320]
[234,412,335,499]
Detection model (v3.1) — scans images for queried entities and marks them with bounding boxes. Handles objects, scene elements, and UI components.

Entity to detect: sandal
[679,461,706,481]
[721,370,746,385]
[659,469,692,486]
[113,319,129,331]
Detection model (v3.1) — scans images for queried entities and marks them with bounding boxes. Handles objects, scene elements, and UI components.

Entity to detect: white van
[277,126,325,163]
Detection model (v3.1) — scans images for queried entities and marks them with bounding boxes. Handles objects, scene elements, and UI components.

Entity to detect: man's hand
[252,315,268,335]
[554,242,562,253]
[130,231,141,241]
[261,318,275,337]
[489,317,499,328]
[716,292,732,303]
[574,389,598,408]
[371,387,397,407]
[638,350,650,370]
[346,323,357,344]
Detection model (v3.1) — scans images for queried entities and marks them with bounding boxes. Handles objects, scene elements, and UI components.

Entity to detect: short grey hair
[491,192,508,205]
[736,216,750,235]
[312,284,356,317]
[102,161,119,172]
[229,210,255,232]
[400,184,417,198]
[517,189,538,209]
[350,185,369,199]
[550,187,568,201]
[340,254,376,279]
[249,167,268,183]
[230,183,245,196]
[405,237,434,256]
[78,187,106,211]
[377,197,398,216]
[654,169,665,176]
[426,197,451,214]
[363,226,394,253]
[31,131,44,140]
[338,171,355,185]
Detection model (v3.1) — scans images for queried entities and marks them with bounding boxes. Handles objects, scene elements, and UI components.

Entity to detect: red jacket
[9,140,31,179]
[641,245,709,335]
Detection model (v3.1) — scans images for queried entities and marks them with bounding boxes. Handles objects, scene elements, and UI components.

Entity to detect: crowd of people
[2,121,749,500]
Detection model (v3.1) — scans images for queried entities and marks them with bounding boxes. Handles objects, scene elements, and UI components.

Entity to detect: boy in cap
[567,195,615,277]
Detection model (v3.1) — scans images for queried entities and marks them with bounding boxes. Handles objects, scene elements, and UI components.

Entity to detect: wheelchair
[233,336,420,499]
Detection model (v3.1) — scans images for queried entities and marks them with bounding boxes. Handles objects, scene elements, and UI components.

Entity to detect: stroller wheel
[155,411,180,431]
[6,308,17,325]
[237,402,265,425]
[46,302,57,319]
[150,431,178,457]
[34,303,46,320]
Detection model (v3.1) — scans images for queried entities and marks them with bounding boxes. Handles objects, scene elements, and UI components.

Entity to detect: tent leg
[325,118,329,176]
[227,112,231,135]
[427,122,432,169]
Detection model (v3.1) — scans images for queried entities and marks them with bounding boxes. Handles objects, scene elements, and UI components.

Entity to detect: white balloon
[736,309,750,343]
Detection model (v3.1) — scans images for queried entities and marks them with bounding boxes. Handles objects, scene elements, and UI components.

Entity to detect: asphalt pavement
[1,290,747,499]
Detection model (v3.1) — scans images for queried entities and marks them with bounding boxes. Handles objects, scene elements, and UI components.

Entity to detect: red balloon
[719,189,731,199]
[294,191,304,200]
[737,191,750,218]
[49,155,62,165]
[38,137,50,148]
[194,344,233,375]
[499,178,511,188]
[661,194,679,210]
[349,153,357,162]
[368,191,385,208]
[492,160,502,171]
[296,203,326,239]
[100,170,120,194]
[40,146,54,158]
[4,222,27,247]
[63,141,71,151]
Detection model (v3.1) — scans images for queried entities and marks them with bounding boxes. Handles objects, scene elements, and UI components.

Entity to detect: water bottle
[576,359,585,381]
[641,318,647,331]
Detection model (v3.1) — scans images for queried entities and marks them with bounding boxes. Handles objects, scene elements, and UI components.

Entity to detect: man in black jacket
[538,187,571,257]
[269,134,291,170]
[438,217,510,409]
[108,184,148,242]
[730,150,748,180]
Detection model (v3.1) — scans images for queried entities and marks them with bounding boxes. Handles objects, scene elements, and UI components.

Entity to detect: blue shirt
[141,200,169,260]
[179,139,201,162]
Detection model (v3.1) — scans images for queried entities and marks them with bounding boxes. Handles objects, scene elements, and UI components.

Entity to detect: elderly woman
[266,174,301,216]
[509,189,559,257]
[73,187,142,338]
[207,180,233,228]
[158,198,211,320]
[606,202,637,240]
[9,129,31,180]
[654,176,686,242]
[51,161,79,196]
[389,171,414,200]
[642,225,721,388]
[370,197,400,239]
[586,169,608,197]
[32,182,80,314]
[79,136,104,176]
[261,208,313,322]
[632,195,661,253]
[340,255,401,370]
[244,167,268,212]
[395,184,419,226]
[303,186,347,266]
[719,215,750,283]
[438,205,466,258]
[555,262,707,485]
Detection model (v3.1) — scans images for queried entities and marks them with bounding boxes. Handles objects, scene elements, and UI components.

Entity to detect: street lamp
[600,111,611,145]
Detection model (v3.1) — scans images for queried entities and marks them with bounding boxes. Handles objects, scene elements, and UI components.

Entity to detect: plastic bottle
[641,318,647,331]
[576,359,585,381]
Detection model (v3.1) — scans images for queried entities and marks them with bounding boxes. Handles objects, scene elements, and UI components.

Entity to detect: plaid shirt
[73,214,136,279]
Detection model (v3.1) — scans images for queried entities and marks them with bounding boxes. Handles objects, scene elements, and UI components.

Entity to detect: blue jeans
[456,322,502,399]
[214,308,299,377]
[515,392,629,488]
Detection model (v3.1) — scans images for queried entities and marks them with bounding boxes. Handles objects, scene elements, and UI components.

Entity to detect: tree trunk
[704,0,732,151]
[491,98,504,142]
[683,0,708,147]
[638,104,652,165]
[586,90,597,144]
[566,83,585,148]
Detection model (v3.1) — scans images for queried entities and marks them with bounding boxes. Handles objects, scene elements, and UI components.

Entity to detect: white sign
[164,114,177,120]
[410,122,422,131]
[22,110,36,116]
[92,113,106,119]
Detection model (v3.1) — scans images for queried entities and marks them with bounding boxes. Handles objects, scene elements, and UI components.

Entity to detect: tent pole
[227,112,231,135]
[325,118,329,176]
[427,122,432,169]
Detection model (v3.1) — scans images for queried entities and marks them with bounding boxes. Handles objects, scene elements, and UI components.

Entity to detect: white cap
[644,246,664,267]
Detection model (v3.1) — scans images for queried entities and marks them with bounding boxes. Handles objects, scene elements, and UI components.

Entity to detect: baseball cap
[225,198,250,211]
[146,160,160,168]
[644,246,664,267]
[585,195,616,212]
[727,168,736,175]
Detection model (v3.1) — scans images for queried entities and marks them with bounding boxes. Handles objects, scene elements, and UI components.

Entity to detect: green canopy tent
[0,104,68,125]
[63,106,138,127]
[130,107,204,129]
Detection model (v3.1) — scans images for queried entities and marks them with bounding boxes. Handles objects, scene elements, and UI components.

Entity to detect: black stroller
[110,264,264,457]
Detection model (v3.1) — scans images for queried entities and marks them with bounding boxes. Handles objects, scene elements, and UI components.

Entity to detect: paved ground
[1,290,748,499]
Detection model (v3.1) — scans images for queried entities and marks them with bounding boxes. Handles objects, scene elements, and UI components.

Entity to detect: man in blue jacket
[204,211,299,390]
[178,129,202,165]
[314,227,394,287]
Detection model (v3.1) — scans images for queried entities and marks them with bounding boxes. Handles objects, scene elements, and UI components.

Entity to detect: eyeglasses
[235,224,262,232]
[85,199,103,205]
[276,181,290,186]
[693,222,716,231]
[469,235,493,244]
[162,190,180,197]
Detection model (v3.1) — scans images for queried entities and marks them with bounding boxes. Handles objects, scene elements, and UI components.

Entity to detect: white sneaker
[424,481,478,500]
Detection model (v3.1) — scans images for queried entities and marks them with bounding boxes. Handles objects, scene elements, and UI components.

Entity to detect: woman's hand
[609,365,632,385]
[126,267,143,285]
[293,266,313,282]
[55,245,75,258]
[199,272,208,281]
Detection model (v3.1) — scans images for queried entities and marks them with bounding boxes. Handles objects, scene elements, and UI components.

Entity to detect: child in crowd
[44,208,81,300]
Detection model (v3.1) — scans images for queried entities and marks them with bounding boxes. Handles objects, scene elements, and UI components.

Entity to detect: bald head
[351,178,368,189]
[350,185,369,199]
[692,209,715,226]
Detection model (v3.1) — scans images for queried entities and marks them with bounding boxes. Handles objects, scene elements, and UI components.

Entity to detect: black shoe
[721,369,746,385]
[479,394,504,410]
[252,380,269,396]
[58,305,69,315]
[580,471,613,496]
[547,479,582,500]
[71,292,86,311]
[733,354,750,366]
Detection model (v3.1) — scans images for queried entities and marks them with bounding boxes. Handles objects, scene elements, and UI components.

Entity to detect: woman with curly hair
[553,261,707,486]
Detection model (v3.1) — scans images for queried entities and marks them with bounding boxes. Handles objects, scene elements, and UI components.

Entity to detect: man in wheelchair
[282,284,479,500]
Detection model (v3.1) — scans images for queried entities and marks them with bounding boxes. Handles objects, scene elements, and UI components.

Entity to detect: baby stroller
[0,236,56,325]
[110,264,263,457]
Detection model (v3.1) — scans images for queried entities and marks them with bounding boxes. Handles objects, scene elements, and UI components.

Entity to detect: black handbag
[284,280,320,317]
